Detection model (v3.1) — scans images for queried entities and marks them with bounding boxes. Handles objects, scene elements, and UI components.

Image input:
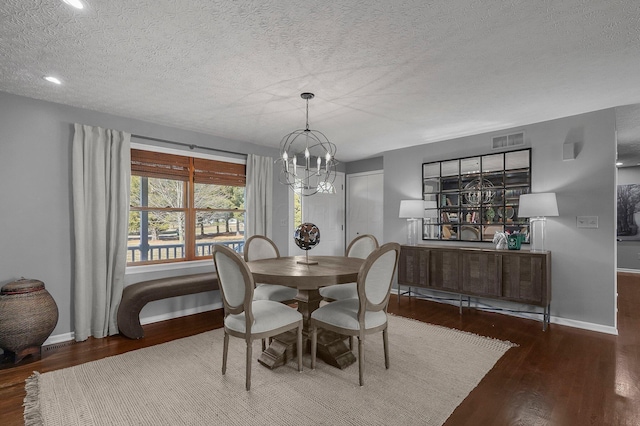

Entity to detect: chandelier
[278,93,338,196]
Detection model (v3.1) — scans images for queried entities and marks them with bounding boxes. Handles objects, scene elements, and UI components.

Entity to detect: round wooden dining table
[246,255,364,370]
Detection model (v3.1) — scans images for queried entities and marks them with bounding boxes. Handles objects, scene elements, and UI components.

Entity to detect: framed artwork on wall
[617,183,640,239]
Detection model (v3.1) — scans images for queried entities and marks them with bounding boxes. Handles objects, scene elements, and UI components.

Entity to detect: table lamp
[518,193,558,252]
[399,200,424,245]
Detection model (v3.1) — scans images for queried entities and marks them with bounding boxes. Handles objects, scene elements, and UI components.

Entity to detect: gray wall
[345,156,383,174]
[0,91,289,338]
[383,109,617,330]
[0,90,618,338]
[617,166,640,270]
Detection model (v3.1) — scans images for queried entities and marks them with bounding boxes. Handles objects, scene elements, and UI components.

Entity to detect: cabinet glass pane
[482,225,504,241]
[441,176,459,192]
[440,224,458,240]
[423,221,438,239]
[423,178,440,193]
[482,154,503,172]
[482,171,503,187]
[505,150,530,169]
[460,208,481,224]
[460,225,481,241]
[423,162,440,178]
[505,187,528,203]
[440,193,459,207]
[460,157,480,175]
[505,171,530,187]
[441,160,459,176]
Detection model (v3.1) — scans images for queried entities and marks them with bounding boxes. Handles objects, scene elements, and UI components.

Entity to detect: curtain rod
[131,134,247,157]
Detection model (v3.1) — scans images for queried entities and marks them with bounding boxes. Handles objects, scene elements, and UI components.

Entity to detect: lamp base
[406,218,420,246]
[529,217,547,252]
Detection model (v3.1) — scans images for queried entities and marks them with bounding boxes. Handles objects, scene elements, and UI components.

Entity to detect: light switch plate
[577,216,598,228]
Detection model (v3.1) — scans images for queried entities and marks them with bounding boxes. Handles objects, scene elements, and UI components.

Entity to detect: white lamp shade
[518,193,559,217]
[399,200,424,218]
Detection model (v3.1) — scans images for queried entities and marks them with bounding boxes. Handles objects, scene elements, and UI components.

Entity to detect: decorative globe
[294,223,320,251]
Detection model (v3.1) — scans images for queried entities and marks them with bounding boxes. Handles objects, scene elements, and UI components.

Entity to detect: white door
[289,172,346,256]
[347,171,384,244]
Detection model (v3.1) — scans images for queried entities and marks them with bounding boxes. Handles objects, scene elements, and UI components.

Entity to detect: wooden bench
[117,272,219,339]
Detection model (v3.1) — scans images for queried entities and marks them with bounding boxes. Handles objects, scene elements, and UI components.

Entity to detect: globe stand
[297,251,318,265]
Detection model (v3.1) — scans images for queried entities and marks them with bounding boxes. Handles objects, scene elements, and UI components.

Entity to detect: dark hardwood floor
[2,274,639,425]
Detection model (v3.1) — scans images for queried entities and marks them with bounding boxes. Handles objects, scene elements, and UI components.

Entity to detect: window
[128,148,245,265]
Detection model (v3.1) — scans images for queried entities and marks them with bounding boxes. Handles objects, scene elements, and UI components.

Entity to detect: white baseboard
[43,302,224,346]
[617,268,640,274]
[395,289,618,336]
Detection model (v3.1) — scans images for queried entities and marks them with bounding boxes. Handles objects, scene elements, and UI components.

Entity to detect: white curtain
[72,124,131,341]
[245,154,273,238]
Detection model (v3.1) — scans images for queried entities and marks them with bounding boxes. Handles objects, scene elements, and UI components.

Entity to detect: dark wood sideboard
[398,245,551,330]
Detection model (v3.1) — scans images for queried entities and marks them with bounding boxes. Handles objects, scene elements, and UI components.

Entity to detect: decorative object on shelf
[518,192,559,252]
[486,207,496,223]
[0,278,58,364]
[277,93,338,197]
[294,222,320,264]
[507,233,523,250]
[493,231,508,250]
[399,200,424,246]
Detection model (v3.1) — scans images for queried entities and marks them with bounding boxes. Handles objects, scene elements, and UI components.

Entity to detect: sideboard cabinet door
[461,251,501,297]
[398,246,430,288]
[428,250,460,291]
[501,253,548,306]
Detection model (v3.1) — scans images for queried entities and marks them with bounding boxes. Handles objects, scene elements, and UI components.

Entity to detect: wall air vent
[492,132,525,150]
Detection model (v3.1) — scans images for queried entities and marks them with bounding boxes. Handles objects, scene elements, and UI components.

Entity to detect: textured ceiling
[2,0,640,162]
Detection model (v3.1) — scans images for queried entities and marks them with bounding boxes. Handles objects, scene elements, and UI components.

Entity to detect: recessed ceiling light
[62,0,84,9]
[44,76,62,85]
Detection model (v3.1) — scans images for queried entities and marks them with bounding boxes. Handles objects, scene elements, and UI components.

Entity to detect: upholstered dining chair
[244,235,298,305]
[310,242,400,386]
[213,244,303,391]
[319,234,379,302]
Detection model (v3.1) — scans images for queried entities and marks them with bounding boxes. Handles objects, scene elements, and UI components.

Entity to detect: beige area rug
[24,315,515,426]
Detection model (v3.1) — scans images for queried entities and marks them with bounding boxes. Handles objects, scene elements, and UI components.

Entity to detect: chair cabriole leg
[222,332,229,375]
[383,327,389,369]
[246,340,252,391]
[358,335,364,386]
[297,324,303,372]
[311,323,317,369]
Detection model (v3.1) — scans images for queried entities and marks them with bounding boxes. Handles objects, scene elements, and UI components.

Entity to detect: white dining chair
[319,234,379,302]
[213,244,303,391]
[310,242,400,386]
[244,235,298,305]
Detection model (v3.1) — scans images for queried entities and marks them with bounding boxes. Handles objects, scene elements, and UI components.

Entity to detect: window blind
[131,149,190,181]
[193,158,246,186]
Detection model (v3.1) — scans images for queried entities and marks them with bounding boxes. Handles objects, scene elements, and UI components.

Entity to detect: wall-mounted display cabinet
[422,148,531,242]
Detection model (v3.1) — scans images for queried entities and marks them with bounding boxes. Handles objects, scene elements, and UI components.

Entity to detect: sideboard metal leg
[543,304,550,331]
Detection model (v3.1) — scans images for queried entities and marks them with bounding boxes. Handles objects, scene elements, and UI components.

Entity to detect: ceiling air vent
[492,132,525,149]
